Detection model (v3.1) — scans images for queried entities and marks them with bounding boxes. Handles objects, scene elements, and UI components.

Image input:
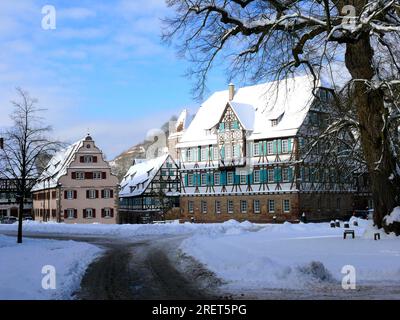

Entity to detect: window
[267,141,274,155]
[88,189,97,199]
[83,155,93,163]
[227,172,234,185]
[240,200,248,213]
[214,172,220,185]
[201,173,207,186]
[254,200,261,214]
[187,174,194,187]
[188,201,194,213]
[225,145,232,159]
[215,201,221,214]
[66,190,74,200]
[253,142,260,156]
[240,171,247,184]
[201,147,207,161]
[233,144,240,158]
[103,189,111,199]
[271,119,278,127]
[227,200,234,214]
[213,147,219,160]
[85,208,94,218]
[76,172,85,180]
[283,199,290,213]
[254,170,260,183]
[103,208,111,218]
[93,172,102,180]
[282,168,289,182]
[67,209,75,219]
[268,200,275,213]
[201,201,207,214]
[282,140,289,153]
[186,149,192,162]
[268,169,275,183]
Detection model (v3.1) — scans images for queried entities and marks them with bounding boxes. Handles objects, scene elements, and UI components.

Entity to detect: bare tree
[163,0,400,231]
[0,88,61,243]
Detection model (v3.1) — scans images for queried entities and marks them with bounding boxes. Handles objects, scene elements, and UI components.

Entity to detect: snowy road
[1,219,399,300]
[0,231,219,300]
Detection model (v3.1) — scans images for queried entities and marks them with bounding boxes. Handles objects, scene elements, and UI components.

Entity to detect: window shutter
[74,209,78,218]
[111,208,114,218]
[64,210,68,219]
[96,190,99,198]
[234,173,239,185]
[274,168,278,182]
[198,146,201,162]
[110,190,114,198]
[263,141,267,155]
[101,190,104,198]
[93,156,98,163]
[102,172,106,179]
[93,209,96,218]
[221,146,225,160]
[74,191,77,199]
[80,156,84,163]
[71,172,76,179]
[288,167,293,182]
[288,139,292,153]
[86,190,90,199]
[83,209,87,218]
[273,141,277,154]
[64,191,68,199]
[184,174,189,187]
[85,172,90,179]
[102,209,105,218]
[277,139,282,154]
[221,171,226,186]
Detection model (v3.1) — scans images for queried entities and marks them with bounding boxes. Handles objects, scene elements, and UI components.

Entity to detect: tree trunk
[345,33,400,229]
[17,193,23,243]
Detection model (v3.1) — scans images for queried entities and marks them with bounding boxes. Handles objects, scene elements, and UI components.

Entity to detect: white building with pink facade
[32,135,119,224]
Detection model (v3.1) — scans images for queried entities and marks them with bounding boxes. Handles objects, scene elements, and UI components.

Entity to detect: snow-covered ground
[0,235,102,300]
[180,218,400,294]
[0,218,399,299]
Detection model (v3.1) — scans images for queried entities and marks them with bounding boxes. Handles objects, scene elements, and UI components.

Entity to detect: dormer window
[271,119,278,127]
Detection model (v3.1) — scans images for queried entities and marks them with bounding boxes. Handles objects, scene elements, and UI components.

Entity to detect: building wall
[33,138,119,224]
[178,193,299,223]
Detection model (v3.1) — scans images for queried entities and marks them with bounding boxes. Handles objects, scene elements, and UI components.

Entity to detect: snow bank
[384,207,400,225]
[0,219,262,238]
[180,220,400,291]
[0,235,102,300]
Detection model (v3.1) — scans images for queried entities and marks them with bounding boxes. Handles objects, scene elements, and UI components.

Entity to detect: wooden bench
[344,230,355,239]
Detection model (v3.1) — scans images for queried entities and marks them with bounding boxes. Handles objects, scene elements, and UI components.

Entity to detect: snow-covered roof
[119,154,172,197]
[32,139,85,192]
[229,102,255,130]
[177,75,317,148]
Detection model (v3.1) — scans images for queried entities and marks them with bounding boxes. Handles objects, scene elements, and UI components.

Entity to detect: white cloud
[58,7,97,20]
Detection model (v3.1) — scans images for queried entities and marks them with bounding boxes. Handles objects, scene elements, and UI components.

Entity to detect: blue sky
[0,0,228,158]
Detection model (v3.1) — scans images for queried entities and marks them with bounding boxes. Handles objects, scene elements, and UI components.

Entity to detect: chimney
[228,83,235,101]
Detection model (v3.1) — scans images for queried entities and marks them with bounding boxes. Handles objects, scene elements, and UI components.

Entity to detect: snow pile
[0,219,261,238]
[0,235,102,300]
[383,207,400,225]
[180,220,400,291]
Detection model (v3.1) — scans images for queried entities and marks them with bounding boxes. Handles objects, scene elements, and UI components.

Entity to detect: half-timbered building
[119,154,181,223]
[175,75,368,223]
